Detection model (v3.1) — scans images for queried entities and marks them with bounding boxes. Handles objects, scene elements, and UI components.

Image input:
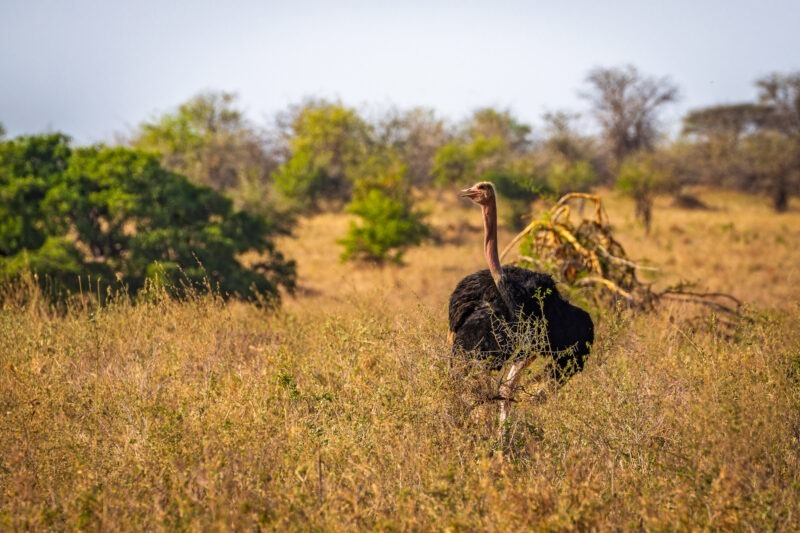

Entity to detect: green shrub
[338,187,428,264]
[547,159,597,195]
[0,134,295,303]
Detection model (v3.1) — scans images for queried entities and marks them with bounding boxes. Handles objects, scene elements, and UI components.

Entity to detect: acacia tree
[582,65,679,230]
[756,72,800,211]
[681,103,772,189]
[678,74,800,211]
[582,65,679,169]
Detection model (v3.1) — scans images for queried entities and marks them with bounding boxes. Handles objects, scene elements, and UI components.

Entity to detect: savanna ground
[2,189,799,530]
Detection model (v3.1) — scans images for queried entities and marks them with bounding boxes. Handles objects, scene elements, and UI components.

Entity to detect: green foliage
[338,189,428,264]
[273,101,371,212]
[432,107,601,229]
[432,141,473,186]
[376,107,450,187]
[488,170,542,201]
[616,155,673,232]
[272,147,327,210]
[134,91,256,189]
[338,157,428,264]
[0,134,295,302]
[546,159,597,195]
[0,133,72,255]
[483,170,544,230]
[467,108,531,152]
[131,91,288,227]
[682,103,772,139]
[739,132,798,212]
[616,157,666,197]
[541,110,597,164]
[432,108,532,188]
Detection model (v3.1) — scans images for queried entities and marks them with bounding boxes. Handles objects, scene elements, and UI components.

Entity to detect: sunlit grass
[1,189,799,529]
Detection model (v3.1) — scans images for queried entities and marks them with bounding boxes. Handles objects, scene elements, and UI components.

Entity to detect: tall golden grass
[1,189,799,530]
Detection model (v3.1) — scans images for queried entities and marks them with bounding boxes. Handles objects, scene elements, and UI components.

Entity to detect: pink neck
[482,197,503,283]
[482,193,517,315]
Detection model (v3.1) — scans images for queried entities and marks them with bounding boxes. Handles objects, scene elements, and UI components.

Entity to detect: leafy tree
[680,103,770,189]
[338,154,428,264]
[546,159,597,196]
[131,91,285,223]
[431,108,583,229]
[432,141,474,187]
[468,108,531,153]
[582,65,679,169]
[273,101,371,212]
[432,108,533,187]
[375,107,450,187]
[539,111,601,195]
[0,134,295,302]
[465,108,532,179]
[0,134,71,257]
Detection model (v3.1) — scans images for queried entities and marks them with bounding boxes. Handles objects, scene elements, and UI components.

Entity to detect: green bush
[547,159,597,195]
[0,134,295,302]
[338,187,428,264]
[337,156,428,264]
[616,155,673,233]
[273,102,371,212]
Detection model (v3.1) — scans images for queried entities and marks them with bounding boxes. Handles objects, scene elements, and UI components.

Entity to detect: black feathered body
[449,265,593,375]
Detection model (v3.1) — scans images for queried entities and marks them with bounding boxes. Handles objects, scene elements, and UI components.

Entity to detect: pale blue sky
[1,0,798,143]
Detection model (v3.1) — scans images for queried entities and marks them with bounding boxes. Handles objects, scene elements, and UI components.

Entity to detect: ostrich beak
[459,186,480,200]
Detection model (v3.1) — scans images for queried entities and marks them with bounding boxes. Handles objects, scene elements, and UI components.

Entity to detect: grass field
[2,189,799,530]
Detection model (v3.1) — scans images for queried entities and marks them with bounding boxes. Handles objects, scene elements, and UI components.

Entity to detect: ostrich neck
[482,199,503,283]
[483,198,517,316]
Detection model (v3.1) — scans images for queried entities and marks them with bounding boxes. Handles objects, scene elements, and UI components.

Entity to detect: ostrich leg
[498,355,536,432]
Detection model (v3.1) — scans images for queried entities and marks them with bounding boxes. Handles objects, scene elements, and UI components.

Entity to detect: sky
[1,0,799,144]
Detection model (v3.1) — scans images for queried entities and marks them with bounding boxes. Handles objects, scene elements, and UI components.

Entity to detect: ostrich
[448,182,594,422]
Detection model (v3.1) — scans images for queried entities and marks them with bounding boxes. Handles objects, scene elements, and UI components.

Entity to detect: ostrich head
[459,181,496,206]
[459,180,510,302]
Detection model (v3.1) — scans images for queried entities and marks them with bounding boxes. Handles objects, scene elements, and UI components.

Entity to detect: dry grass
[1,189,799,530]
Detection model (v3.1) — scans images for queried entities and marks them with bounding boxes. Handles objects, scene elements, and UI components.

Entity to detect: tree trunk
[635,194,653,234]
[773,180,788,212]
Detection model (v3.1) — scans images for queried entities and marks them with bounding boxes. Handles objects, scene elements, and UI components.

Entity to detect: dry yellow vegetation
[2,189,799,530]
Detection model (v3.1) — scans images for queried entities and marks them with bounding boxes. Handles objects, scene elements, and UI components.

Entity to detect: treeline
[128,65,800,234]
[1,65,798,303]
